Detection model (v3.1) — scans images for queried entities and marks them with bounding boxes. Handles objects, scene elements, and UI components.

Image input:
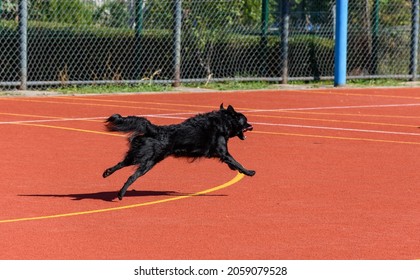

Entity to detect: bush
[0,18,335,84]
[93,0,131,29]
[29,0,94,25]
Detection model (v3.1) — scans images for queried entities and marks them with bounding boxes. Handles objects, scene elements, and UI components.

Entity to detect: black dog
[103,104,255,200]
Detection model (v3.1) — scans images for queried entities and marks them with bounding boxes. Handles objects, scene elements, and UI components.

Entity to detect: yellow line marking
[2,99,418,131]
[0,118,246,224]
[1,110,418,132]
[0,97,197,113]
[13,120,420,146]
[0,112,67,120]
[0,112,102,123]
[252,131,420,145]
[15,122,122,137]
[54,96,220,110]
[0,173,245,224]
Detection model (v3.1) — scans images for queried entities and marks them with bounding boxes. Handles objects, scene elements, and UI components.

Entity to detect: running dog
[103,104,255,200]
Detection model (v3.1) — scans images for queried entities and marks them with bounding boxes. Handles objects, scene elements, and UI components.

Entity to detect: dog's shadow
[19,189,225,202]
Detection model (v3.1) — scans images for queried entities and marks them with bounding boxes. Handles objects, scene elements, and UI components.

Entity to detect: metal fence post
[281,0,289,84]
[334,0,348,87]
[371,0,380,75]
[173,0,182,87]
[19,0,28,90]
[410,0,419,81]
[260,0,269,77]
[134,0,143,79]
[135,0,143,35]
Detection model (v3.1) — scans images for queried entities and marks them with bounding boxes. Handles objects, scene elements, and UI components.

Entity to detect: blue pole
[334,0,348,87]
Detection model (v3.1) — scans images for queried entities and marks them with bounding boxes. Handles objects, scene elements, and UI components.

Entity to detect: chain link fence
[0,0,418,90]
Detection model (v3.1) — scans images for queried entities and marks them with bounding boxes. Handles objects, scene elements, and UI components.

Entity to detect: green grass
[52,81,274,94]
[48,79,413,95]
[55,83,173,94]
[187,81,273,91]
[347,78,406,87]
[288,78,408,88]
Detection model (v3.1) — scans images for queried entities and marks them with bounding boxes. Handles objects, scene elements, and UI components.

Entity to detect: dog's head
[220,103,253,140]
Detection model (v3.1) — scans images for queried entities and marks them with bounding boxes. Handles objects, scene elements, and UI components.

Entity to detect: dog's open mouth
[239,125,253,140]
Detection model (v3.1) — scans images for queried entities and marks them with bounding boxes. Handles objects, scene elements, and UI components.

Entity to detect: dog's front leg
[223,153,256,176]
[216,137,255,176]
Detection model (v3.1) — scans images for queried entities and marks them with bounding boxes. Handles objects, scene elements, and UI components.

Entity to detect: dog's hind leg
[103,161,125,178]
[103,154,134,178]
[117,159,159,200]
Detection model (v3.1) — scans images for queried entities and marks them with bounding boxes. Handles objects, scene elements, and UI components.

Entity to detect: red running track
[0,87,419,259]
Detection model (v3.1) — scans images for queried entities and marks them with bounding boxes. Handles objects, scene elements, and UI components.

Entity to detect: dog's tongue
[243,125,253,132]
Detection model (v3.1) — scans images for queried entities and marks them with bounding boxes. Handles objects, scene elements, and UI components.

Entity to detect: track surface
[0,88,419,259]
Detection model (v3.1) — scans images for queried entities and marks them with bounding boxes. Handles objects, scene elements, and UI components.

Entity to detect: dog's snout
[244,124,253,132]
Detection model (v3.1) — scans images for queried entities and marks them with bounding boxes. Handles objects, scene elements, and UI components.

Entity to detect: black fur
[103,104,255,200]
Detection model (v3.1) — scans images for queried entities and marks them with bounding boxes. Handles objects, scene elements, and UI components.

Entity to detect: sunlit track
[284,88,420,100]
[3,95,420,115]
[0,97,199,114]
[51,96,221,110]
[1,100,419,131]
[241,103,420,113]
[250,122,420,137]
[268,110,420,120]
[252,130,420,146]
[3,117,420,147]
[0,116,104,125]
[0,173,245,224]
[1,89,419,260]
[2,114,419,137]
[1,112,418,130]
[246,113,419,129]
[1,103,419,140]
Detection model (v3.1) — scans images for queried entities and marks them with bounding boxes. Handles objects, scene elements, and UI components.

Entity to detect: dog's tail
[105,114,157,135]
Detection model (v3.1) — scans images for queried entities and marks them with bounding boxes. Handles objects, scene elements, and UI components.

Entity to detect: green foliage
[28,0,131,27]
[380,0,411,26]
[93,0,130,28]
[29,0,95,25]
[0,14,335,83]
[0,0,17,20]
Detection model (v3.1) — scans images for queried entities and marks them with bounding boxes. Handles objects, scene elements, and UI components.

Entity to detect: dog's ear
[220,103,225,110]
[227,105,235,113]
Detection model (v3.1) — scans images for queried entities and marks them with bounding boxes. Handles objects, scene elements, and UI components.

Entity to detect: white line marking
[0,117,103,125]
[2,102,420,125]
[2,103,419,137]
[242,103,420,113]
[250,122,420,137]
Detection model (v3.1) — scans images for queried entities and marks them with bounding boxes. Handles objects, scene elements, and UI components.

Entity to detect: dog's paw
[244,170,256,176]
[117,191,123,200]
[102,169,111,178]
